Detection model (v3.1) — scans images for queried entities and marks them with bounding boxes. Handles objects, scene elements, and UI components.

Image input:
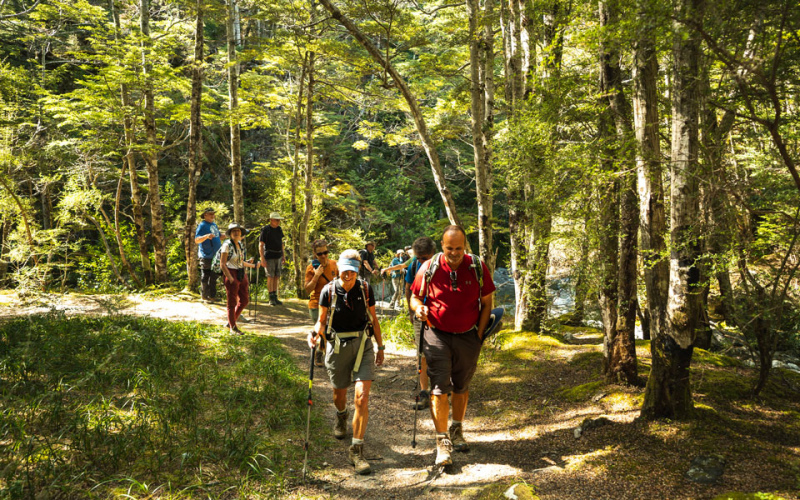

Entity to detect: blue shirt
[390,257,404,278]
[196,220,221,259]
[405,257,423,284]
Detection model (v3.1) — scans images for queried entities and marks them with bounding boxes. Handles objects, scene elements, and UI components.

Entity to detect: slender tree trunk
[140,0,168,283]
[468,0,495,273]
[40,183,51,230]
[227,0,244,224]
[110,0,153,284]
[87,215,127,286]
[291,56,308,297]
[318,0,463,227]
[111,168,143,288]
[642,0,705,420]
[184,0,204,293]
[297,52,316,301]
[633,8,667,343]
[521,209,551,332]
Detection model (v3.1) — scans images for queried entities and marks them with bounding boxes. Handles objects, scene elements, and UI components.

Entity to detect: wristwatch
[377,345,385,351]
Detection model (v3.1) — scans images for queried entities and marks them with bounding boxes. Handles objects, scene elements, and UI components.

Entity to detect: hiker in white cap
[259,212,286,306]
[307,249,385,475]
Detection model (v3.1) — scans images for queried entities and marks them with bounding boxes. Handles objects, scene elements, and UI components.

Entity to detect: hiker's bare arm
[308,306,329,348]
[410,294,428,323]
[382,261,410,275]
[304,265,325,293]
[194,233,213,244]
[220,253,233,280]
[476,294,493,340]
[259,241,267,267]
[369,305,385,366]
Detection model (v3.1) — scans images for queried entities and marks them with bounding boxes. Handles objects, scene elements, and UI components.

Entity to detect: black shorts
[423,327,481,395]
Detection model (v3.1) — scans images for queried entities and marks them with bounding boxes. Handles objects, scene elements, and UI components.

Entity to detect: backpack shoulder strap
[468,253,483,288]
[358,279,373,326]
[325,279,339,333]
[421,253,442,300]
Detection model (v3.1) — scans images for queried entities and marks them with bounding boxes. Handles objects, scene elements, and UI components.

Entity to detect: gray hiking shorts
[325,335,375,389]
[423,326,481,395]
[412,318,429,358]
[264,258,282,277]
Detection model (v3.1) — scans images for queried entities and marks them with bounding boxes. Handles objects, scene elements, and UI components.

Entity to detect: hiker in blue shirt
[382,249,409,310]
[195,207,223,302]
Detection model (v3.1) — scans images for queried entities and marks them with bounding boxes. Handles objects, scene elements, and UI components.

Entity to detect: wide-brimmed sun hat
[396,249,404,255]
[338,256,361,274]
[226,223,248,236]
[269,212,284,220]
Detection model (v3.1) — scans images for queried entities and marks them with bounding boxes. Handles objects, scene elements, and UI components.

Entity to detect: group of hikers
[194,209,500,475]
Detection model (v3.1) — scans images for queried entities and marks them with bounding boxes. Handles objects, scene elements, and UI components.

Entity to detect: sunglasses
[449,271,459,292]
[316,251,329,256]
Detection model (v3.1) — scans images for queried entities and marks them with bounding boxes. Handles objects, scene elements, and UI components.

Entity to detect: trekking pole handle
[309,345,315,382]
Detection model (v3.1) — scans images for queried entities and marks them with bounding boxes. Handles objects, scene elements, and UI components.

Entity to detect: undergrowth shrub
[0,314,316,499]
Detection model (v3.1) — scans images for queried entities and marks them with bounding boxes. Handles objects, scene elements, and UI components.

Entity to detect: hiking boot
[450,422,469,452]
[314,348,325,367]
[274,295,283,305]
[334,410,348,439]
[348,444,371,475]
[435,434,453,466]
[268,293,279,306]
[412,389,430,410]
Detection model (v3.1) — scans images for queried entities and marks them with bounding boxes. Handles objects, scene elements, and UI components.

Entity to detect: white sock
[337,409,347,415]
[352,438,364,445]
[451,420,462,426]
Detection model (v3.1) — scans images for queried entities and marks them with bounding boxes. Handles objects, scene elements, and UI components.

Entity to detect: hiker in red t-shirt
[409,225,496,467]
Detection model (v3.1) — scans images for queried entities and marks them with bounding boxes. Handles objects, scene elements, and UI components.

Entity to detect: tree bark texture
[318,0,463,228]
[184,0,204,293]
[642,0,705,420]
[298,52,316,301]
[599,0,639,385]
[111,0,152,285]
[468,0,495,274]
[290,56,308,297]
[140,0,168,283]
[633,13,666,342]
[227,0,244,224]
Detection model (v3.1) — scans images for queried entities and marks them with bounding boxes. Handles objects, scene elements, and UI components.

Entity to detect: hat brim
[226,227,248,236]
[339,263,360,273]
[481,307,505,344]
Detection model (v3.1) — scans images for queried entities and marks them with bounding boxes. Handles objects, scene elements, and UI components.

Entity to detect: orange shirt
[305,260,338,309]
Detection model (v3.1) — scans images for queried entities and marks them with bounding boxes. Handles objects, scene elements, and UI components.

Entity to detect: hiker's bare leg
[268,276,279,293]
[420,357,429,391]
[352,380,371,440]
[333,388,347,412]
[431,393,450,433]
[452,392,468,422]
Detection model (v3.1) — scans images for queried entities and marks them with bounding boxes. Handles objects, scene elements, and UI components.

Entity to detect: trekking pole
[380,276,386,317]
[254,264,260,322]
[302,345,316,481]
[412,317,425,448]
[248,266,253,318]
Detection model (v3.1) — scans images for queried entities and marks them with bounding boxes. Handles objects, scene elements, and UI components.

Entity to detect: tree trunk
[318,0,463,227]
[633,8,667,343]
[520,209,551,332]
[642,0,705,420]
[291,56,308,297]
[110,0,152,285]
[298,52,316,301]
[88,215,127,287]
[599,0,639,385]
[227,0,244,224]
[111,169,143,288]
[468,0,495,273]
[140,0,168,283]
[184,0,204,293]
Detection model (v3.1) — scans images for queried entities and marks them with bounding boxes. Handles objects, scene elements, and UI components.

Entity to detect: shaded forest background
[0,0,799,418]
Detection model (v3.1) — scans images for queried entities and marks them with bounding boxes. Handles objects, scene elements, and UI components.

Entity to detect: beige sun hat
[269,212,284,220]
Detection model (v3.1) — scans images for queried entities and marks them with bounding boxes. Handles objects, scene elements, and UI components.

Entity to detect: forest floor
[2,290,800,500]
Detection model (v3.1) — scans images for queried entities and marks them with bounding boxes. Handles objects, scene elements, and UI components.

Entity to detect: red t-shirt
[410,254,496,333]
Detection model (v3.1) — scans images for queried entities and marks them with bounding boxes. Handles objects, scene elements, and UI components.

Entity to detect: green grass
[379,314,416,349]
[0,314,319,499]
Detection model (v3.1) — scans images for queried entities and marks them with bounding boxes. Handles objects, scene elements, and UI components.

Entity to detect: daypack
[322,278,373,340]
[211,240,245,274]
